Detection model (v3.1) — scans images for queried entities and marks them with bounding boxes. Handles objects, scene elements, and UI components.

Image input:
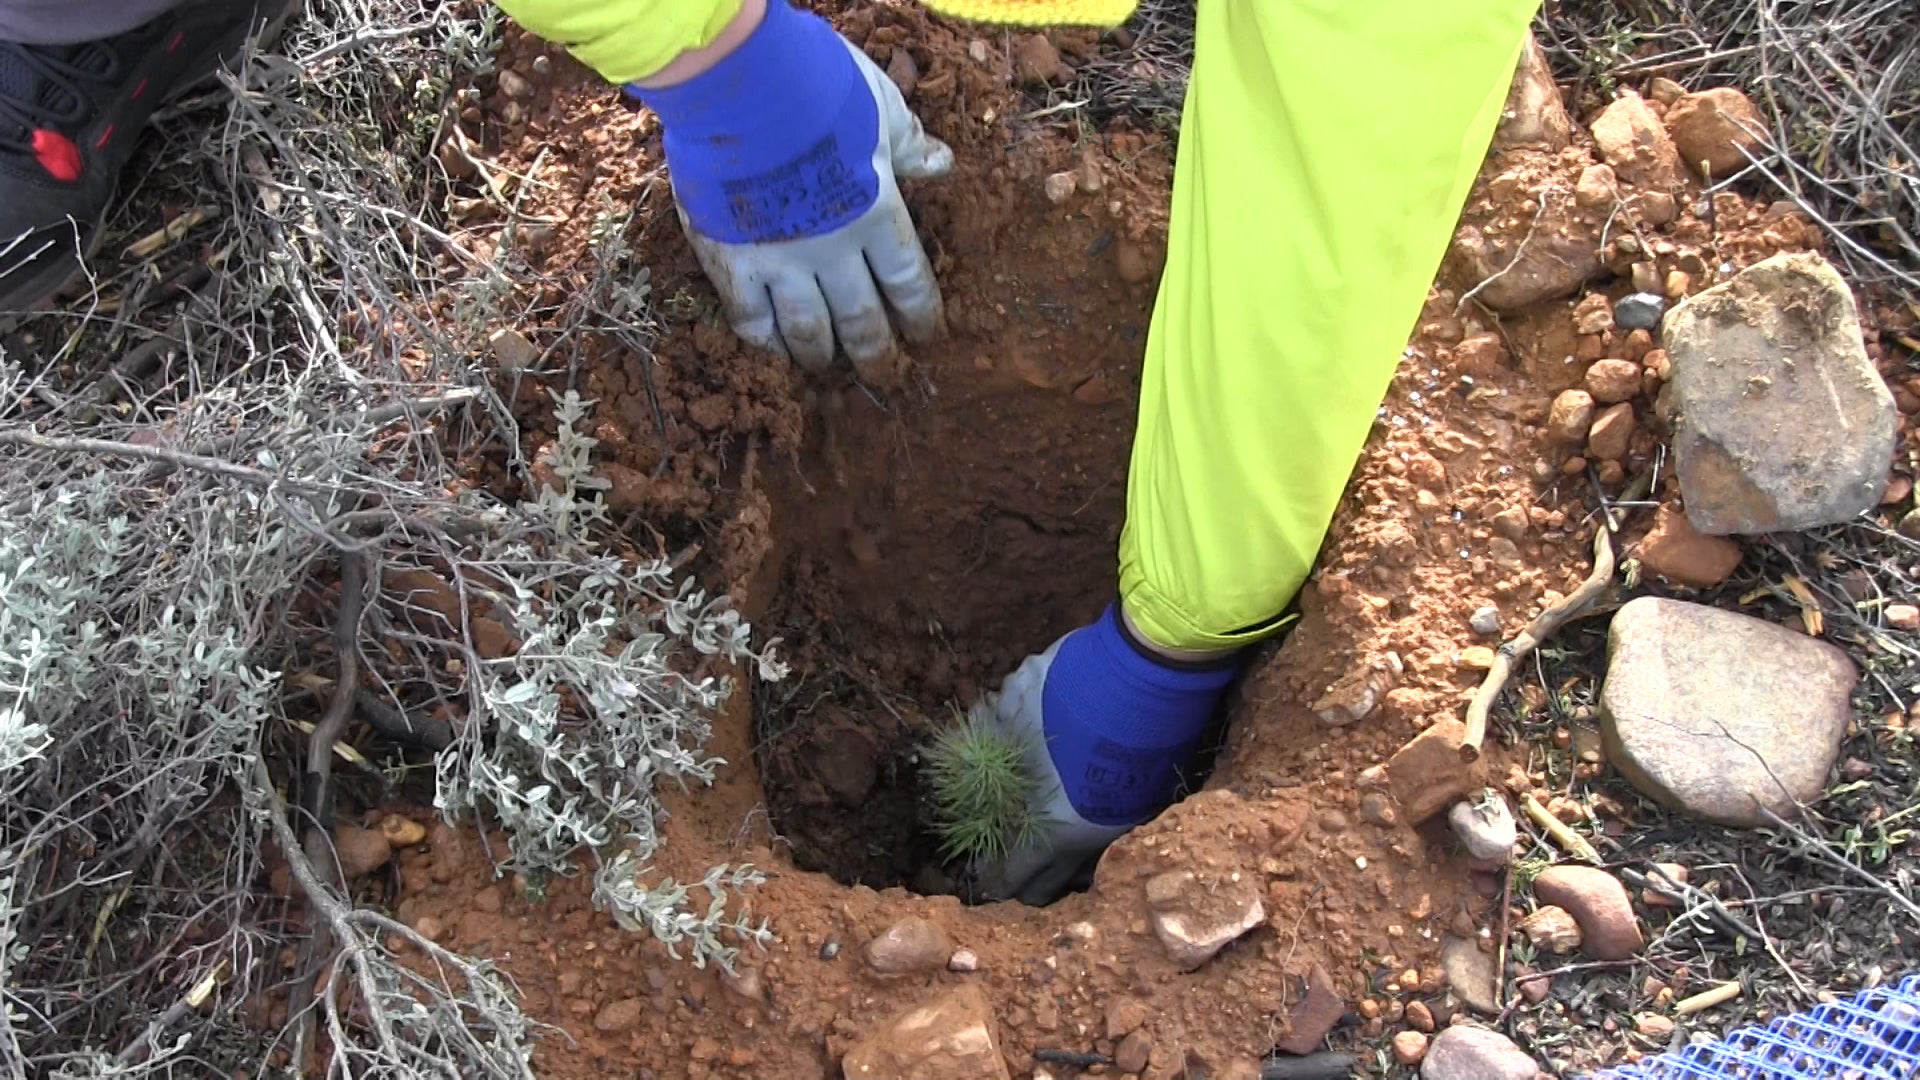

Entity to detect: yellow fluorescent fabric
[492,0,743,84]
[1118,0,1539,652]
[919,0,1135,24]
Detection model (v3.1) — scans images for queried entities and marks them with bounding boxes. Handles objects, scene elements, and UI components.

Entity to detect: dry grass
[1539,0,1919,299]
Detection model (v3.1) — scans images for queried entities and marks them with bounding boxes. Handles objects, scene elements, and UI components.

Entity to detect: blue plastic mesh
[1590,974,1920,1079]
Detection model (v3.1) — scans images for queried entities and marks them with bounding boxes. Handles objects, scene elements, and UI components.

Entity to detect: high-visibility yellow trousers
[496,0,1541,651]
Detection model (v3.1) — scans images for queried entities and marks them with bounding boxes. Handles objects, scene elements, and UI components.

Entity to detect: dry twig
[1463,525,1617,759]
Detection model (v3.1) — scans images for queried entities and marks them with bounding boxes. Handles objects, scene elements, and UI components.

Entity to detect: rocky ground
[306,9,1920,1078]
[27,2,1917,1077]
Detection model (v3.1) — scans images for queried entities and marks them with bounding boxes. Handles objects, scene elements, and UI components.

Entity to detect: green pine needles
[924,703,1053,864]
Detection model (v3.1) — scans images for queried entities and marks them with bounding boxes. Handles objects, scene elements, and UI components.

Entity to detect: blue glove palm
[628,0,952,380]
[976,604,1242,904]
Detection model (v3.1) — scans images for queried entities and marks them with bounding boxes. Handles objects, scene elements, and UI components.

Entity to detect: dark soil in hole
[743,176,1177,892]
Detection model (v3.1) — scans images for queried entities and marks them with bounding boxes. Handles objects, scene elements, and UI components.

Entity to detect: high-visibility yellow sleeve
[1118,0,1539,652]
[920,0,1135,23]
[491,0,744,84]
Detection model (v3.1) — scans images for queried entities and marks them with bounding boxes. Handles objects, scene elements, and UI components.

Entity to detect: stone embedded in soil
[1575,163,1617,208]
[1114,1031,1152,1074]
[1145,869,1266,970]
[1642,862,1691,908]
[1394,1030,1431,1066]
[1360,792,1399,828]
[1386,719,1477,824]
[1531,865,1643,960]
[1615,292,1668,331]
[1667,87,1766,177]
[1650,77,1686,104]
[1441,936,1501,1014]
[1637,1012,1679,1040]
[1585,402,1635,461]
[1454,333,1506,377]
[722,965,764,1001]
[1449,176,1604,310]
[1602,596,1857,826]
[1590,93,1684,190]
[1635,505,1743,588]
[1891,605,1920,632]
[1471,605,1502,637]
[1042,171,1077,205]
[885,47,919,97]
[1664,252,1895,534]
[1516,967,1552,1004]
[1547,389,1596,443]
[331,825,392,878]
[1448,793,1517,863]
[1105,998,1148,1039]
[1519,905,1583,954]
[378,814,428,848]
[1011,33,1062,86]
[489,327,539,373]
[1573,292,1614,335]
[1276,964,1343,1056]
[1422,1025,1538,1080]
[497,68,533,101]
[1312,652,1401,726]
[593,998,644,1033]
[1494,34,1573,151]
[947,948,979,973]
[863,917,954,975]
[841,985,1010,1080]
[1585,359,1643,404]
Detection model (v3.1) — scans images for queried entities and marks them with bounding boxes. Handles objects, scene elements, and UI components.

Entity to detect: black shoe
[0,0,290,319]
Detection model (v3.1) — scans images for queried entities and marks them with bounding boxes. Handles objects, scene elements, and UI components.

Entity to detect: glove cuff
[622,0,882,244]
[624,0,849,136]
[1041,603,1245,826]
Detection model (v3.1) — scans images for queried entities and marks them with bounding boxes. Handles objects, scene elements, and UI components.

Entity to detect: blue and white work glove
[976,603,1244,905]
[626,0,952,381]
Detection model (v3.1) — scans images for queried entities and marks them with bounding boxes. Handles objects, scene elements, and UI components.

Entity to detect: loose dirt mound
[385,9,1842,1078]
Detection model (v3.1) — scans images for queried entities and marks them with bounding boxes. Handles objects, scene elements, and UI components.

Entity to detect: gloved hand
[973,603,1243,905]
[626,0,952,382]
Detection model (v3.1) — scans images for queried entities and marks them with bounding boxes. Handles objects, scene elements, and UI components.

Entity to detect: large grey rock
[1665,252,1895,534]
[1423,1026,1537,1080]
[1601,597,1858,826]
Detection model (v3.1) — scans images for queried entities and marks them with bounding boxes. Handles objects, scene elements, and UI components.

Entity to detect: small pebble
[1636,1013,1677,1040]
[1359,792,1398,828]
[1615,292,1668,331]
[819,940,840,961]
[1458,645,1498,670]
[1470,605,1502,637]
[948,948,979,973]
[1043,171,1078,204]
[1393,1030,1430,1066]
[1888,604,1920,631]
[1405,1000,1436,1033]
[497,69,534,100]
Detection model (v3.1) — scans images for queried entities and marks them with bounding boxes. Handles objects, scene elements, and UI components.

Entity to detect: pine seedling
[924,701,1053,864]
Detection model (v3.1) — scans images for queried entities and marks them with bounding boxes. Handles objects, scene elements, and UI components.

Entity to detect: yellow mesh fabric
[492,0,744,84]
[919,0,1136,24]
